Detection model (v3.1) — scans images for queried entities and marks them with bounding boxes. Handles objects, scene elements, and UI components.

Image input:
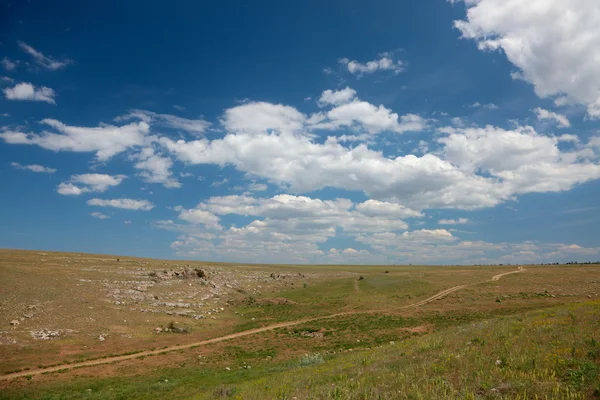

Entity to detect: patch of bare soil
[400,325,432,334]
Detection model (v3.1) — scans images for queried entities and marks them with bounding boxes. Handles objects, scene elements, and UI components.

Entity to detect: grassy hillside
[2,301,598,399]
[229,300,600,399]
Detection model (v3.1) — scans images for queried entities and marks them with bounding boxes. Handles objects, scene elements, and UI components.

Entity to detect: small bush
[213,385,238,398]
[160,321,191,334]
[298,353,324,367]
[194,268,207,279]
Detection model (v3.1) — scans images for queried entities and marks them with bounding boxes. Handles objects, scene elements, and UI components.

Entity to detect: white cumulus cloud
[87,198,154,211]
[222,102,306,134]
[4,83,56,104]
[317,87,357,107]
[133,147,181,188]
[339,53,405,76]
[454,0,600,118]
[533,107,571,128]
[310,94,426,134]
[57,174,126,196]
[0,119,150,161]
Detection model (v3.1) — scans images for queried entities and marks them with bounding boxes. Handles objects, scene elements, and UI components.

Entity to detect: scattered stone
[300,331,324,338]
[9,320,19,326]
[0,336,17,345]
[98,335,105,342]
[495,359,502,366]
[30,329,65,340]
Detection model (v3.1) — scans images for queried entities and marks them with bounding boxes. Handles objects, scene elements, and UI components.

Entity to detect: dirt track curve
[0,267,525,381]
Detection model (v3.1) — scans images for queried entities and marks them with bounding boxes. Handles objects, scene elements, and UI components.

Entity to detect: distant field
[1,249,599,399]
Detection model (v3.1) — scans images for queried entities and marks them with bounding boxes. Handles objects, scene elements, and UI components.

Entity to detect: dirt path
[491,267,524,282]
[0,267,525,381]
[354,278,360,293]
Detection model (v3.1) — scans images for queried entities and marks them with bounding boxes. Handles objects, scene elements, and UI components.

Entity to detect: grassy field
[1,250,599,399]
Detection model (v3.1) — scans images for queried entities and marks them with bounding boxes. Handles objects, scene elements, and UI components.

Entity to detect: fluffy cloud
[90,212,110,219]
[355,200,423,219]
[170,194,420,249]
[399,229,458,243]
[175,206,222,229]
[87,198,154,211]
[318,87,357,107]
[4,83,56,104]
[439,218,470,225]
[533,107,571,128]
[160,193,599,264]
[221,102,306,134]
[439,125,600,195]
[163,194,425,263]
[56,183,87,196]
[162,111,600,211]
[57,174,126,196]
[18,41,73,70]
[0,119,150,161]
[133,147,181,188]
[116,110,210,136]
[339,53,405,76]
[311,99,426,134]
[161,128,505,210]
[454,0,600,117]
[11,162,56,173]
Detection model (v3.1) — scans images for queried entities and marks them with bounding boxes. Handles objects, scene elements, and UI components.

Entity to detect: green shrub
[298,353,324,367]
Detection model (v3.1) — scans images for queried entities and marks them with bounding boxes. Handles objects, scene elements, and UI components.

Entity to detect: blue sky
[1,0,599,264]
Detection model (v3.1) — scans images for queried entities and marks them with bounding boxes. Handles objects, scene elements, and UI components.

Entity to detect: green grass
[215,300,600,399]
[3,301,599,399]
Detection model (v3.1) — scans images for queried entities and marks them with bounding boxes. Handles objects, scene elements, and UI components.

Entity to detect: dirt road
[0,267,525,381]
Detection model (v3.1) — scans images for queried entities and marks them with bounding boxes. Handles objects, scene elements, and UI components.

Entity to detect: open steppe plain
[1,249,599,399]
